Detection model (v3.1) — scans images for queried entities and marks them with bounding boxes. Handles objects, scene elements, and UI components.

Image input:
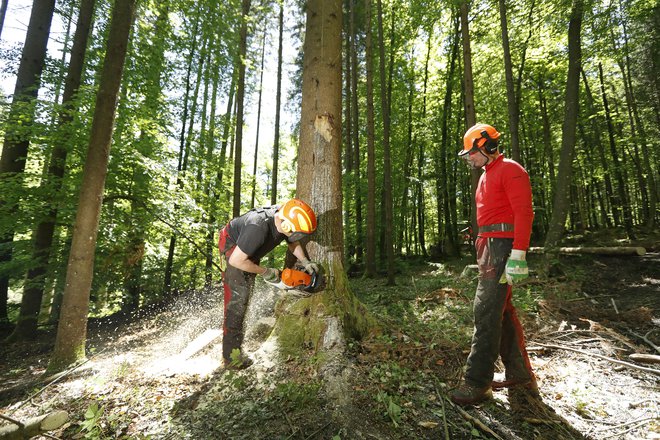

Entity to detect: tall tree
[0,0,8,40]
[232,0,251,217]
[49,0,137,371]
[544,0,584,248]
[250,29,266,208]
[349,0,363,264]
[459,0,479,240]
[375,0,395,284]
[0,0,57,322]
[498,0,521,162]
[270,2,284,206]
[363,0,377,278]
[276,0,371,390]
[9,0,97,340]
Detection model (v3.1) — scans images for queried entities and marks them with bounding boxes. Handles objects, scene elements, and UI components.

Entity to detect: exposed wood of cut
[529,246,646,256]
[0,410,68,440]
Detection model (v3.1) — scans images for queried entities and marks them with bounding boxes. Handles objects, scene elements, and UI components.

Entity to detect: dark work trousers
[464,236,535,388]
[218,225,256,363]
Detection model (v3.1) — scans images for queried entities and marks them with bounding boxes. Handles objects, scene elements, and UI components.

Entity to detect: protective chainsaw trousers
[464,237,535,388]
[218,225,255,363]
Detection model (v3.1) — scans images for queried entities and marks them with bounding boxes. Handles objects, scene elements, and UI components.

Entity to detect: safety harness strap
[479,223,514,233]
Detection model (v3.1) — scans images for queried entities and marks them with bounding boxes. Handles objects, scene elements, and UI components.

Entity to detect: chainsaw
[264,264,325,295]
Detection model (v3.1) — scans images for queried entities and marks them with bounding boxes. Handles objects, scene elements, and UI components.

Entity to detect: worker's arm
[288,241,319,273]
[228,246,267,275]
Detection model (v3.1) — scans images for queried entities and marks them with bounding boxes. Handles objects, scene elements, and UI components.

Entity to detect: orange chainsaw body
[281,268,313,289]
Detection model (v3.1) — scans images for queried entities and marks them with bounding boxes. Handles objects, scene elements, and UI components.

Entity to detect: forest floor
[0,229,658,439]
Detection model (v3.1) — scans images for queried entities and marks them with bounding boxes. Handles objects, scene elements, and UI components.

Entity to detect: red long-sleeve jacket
[476,154,534,250]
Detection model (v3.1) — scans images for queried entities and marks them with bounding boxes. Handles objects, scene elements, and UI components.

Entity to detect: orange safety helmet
[459,123,501,156]
[278,199,317,241]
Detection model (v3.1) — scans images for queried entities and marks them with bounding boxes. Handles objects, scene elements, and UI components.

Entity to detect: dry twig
[535,343,660,375]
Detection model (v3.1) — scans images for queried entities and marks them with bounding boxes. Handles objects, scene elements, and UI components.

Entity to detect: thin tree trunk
[544,0,584,248]
[0,0,8,40]
[344,0,353,261]
[270,3,283,206]
[459,0,479,241]
[232,0,251,217]
[580,67,616,226]
[349,0,363,263]
[499,0,521,163]
[0,0,57,322]
[9,0,96,340]
[364,0,377,278]
[250,30,266,208]
[375,0,394,284]
[49,0,136,371]
[416,26,431,258]
[598,62,635,239]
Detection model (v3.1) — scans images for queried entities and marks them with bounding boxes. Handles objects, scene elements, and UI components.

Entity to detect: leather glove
[300,259,319,274]
[261,267,280,283]
[504,249,529,284]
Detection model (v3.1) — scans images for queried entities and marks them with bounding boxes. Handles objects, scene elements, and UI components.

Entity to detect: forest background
[0,0,658,366]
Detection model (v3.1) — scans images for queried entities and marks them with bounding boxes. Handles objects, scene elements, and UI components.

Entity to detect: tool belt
[479,223,514,234]
[217,223,236,272]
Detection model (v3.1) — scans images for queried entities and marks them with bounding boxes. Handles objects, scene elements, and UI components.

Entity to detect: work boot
[450,384,493,406]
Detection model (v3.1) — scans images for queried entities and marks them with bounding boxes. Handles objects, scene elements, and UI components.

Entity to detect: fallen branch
[628,354,660,364]
[535,343,660,375]
[528,246,646,256]
[628,329,660,354]
[454,406,504,440]
[0,410,68,440]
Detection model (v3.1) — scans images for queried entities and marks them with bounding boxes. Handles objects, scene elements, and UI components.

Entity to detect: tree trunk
[580,67,616,227]
[278,0,372,393]
[364,0,377,278]
[376,0,395,284]
[0,0,8,40]
[544,0,584,249]
[0,0,57,322]
[9,0,96,340]
[49,0,136,372]
[270,3,284,206]
[459,0,479,241]
[163,14,201,294]
[439,12,460,257]
[349,0,363,264]
[499,0,521,163]
[250,30,266,208]
[598,62,636,239]
[232,0,251,217]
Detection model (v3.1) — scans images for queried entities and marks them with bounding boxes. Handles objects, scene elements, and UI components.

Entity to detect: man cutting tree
[451,123,539,405]
[217,199,318,369]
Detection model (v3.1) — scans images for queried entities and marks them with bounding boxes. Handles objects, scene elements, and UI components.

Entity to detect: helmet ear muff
[480,130,498,154]
[280,216,294,233]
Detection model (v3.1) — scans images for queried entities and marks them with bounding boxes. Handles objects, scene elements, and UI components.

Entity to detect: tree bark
[0,0,57,322]
[9,0,96,340]
[49,0,136,371]
[232,0,251,217]
[0,0,8,40]
[544,0,584,249]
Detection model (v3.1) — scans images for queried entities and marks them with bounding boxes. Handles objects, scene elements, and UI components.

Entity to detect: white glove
[504,249,529,285]
[300,259,319,274]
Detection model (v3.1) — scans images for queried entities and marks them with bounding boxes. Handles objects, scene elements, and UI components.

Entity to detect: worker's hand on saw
[504,249,529,284]
[261,267,281,283]
[299,259,319,274]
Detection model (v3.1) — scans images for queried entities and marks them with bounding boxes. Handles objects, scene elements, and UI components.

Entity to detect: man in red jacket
[451,123,538,405]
